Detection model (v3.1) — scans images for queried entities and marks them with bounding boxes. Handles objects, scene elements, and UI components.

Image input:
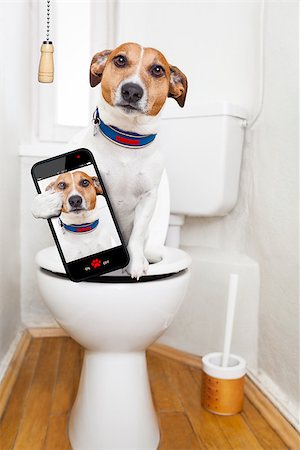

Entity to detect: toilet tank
[159,102,247,216]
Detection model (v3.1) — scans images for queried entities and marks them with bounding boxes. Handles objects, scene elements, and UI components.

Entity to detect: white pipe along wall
[0,0,295,433]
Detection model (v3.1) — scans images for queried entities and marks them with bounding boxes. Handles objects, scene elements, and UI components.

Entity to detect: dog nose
[69,195,82,208]
[121,82,144,104]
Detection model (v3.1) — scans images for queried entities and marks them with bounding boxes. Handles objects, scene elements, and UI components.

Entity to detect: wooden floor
[0,337,288,450]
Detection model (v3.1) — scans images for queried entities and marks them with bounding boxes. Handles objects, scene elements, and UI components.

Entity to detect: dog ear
[45,181,55,192]
[168,65,188,107]
[92,177,103,195]
[90,50,112,88]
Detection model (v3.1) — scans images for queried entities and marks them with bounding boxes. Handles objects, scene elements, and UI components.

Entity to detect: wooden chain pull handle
[38,41,54,83]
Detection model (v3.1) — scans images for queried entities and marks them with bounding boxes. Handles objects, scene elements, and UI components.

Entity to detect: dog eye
[81,179,90,187]
[57,182,66,190]
[151,65,165,78]
[113,55,127,68]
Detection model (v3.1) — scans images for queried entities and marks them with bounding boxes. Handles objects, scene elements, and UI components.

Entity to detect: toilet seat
[36,246,191,282]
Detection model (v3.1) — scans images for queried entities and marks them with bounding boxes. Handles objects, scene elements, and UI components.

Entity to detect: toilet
[35,103,247,450]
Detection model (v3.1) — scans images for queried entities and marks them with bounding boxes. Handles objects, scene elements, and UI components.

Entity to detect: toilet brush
[222,273,239,367]
[201,273,246,415]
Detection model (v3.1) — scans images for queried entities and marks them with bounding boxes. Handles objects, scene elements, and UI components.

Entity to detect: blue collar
[59,218,99,234]
[93,108,157,148]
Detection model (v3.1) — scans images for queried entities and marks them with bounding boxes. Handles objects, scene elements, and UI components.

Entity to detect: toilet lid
[35,246,191,279]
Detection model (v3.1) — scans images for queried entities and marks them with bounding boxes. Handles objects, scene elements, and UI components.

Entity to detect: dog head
[46,171,102,214]
[90,42,188,117]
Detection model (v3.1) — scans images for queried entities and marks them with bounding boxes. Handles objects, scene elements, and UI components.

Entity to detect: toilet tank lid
[162,101,248,120]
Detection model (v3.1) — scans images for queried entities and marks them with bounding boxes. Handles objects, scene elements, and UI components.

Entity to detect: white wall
[0,1,31,379]
[247,1,298,425]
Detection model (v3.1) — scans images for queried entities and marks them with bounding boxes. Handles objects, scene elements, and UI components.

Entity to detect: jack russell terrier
[32,42,188,279]
[47,171,117,262]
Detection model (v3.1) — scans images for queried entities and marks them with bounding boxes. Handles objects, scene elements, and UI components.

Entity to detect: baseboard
[148,342,202,368]
[0,330,32,418]
[1,327,299,449]
[244,376,299,449]
[28,327,69,338]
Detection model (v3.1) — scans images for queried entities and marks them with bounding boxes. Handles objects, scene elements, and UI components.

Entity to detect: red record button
[91,258,101,269]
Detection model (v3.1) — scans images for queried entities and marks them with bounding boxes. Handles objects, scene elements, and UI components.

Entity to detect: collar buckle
[93,108,100,136]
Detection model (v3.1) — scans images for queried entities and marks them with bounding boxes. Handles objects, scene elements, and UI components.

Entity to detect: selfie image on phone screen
[32,149,129,281]
[38,165,121,263]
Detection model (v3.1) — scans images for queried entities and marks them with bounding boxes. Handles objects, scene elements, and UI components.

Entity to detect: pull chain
[46,0,50,42]
[38,0,54,83]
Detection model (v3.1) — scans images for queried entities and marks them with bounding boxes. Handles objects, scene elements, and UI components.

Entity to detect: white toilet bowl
[36,245,191,450]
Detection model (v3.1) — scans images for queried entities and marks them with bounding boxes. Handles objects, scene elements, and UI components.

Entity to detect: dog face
[90,42,188,116]
[46,171,102,214]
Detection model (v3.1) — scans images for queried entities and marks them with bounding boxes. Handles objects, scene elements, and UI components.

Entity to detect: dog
[32,42,188,279]
[46,171,117,262]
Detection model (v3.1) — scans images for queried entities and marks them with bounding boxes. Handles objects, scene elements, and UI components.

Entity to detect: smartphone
[31,148,129,282]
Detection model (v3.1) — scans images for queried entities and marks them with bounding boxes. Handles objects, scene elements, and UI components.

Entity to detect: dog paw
[31,192,63,219]
[126,255,149,280]
[144,247,163,264]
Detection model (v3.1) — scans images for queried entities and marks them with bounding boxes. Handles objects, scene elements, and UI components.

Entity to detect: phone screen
[32,149,129,281]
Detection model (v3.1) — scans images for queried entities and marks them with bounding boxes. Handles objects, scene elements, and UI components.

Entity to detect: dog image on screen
[45,170,118,262]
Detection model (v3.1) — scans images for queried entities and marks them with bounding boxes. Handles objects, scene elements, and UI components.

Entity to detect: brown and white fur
[32,42,188,279]
[46,171,116,262]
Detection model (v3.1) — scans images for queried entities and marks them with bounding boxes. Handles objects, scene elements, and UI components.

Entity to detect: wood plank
[0,331,32,418]
[162,356,232,450]
[158,412,204,450]
[147,352,184,413]
[189,367,203,388]
[215,414,264,450]
[51,338,83,415]
[242,397,288,450]
[13,338,63,450]
[44,415,72,450]
[0,338,42,450]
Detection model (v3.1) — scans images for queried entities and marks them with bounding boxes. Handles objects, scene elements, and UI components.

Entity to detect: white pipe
[222,273,239,367]
[246,0,266,129]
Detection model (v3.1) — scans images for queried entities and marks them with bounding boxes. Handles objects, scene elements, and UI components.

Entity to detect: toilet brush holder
[201,352,246,415]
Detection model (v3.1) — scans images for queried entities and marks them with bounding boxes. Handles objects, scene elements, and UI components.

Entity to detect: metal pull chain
[38,0,54,83]
[46,0,50,42]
